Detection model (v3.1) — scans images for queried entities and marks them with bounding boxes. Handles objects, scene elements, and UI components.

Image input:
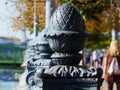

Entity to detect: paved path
[101,81,117,90]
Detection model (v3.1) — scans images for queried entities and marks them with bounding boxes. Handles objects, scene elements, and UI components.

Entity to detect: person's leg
[107,81,114,90]
[116,82,120,90]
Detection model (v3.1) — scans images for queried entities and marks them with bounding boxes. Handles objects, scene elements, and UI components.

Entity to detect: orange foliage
[12,0,120,33]
[12,0,46,30]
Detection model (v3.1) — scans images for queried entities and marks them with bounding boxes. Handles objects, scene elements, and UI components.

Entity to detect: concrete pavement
[101,81,117,90]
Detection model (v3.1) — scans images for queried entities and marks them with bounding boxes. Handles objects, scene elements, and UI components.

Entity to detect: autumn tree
[11,0,120,49]
[11,0,46,32]
[11,0,60,29]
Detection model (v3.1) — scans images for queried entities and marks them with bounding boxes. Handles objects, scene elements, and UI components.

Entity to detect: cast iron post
[26,3,103,90]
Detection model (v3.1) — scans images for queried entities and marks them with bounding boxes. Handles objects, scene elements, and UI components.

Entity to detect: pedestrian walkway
[101,81,117,90]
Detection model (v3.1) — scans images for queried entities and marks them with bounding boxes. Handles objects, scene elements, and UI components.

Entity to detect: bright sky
[0,0,34,40]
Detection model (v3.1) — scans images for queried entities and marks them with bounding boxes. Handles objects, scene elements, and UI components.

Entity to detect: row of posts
[23,2,103,90]
[19,1,106,90]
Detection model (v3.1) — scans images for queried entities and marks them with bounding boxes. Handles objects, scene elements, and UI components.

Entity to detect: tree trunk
[46,0,56,28]
[112,28,118,40]
[33,0,39,37]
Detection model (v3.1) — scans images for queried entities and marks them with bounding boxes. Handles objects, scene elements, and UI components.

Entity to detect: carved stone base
[37,78,103,90]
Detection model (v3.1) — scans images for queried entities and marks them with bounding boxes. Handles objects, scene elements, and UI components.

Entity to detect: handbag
[107,57,115,75]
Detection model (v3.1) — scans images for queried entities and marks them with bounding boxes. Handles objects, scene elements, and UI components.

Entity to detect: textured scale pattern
[50,3,86,33]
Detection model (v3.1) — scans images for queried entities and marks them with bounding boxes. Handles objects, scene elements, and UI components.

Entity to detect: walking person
[103,40,120,90]
[92,49,99,61]
[92,49,101,67]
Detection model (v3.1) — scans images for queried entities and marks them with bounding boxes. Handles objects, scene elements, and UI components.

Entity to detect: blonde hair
[109,40,120,56]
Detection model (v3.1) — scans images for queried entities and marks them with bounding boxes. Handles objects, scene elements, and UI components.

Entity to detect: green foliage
[86,31,111,49]
[29,27,43,34]
[59,0,110,21]
[0,44,25,64]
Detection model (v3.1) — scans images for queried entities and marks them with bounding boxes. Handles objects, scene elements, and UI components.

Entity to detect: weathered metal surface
[25,3,103,90]
[26,28,53,86]
[46,3,89,53]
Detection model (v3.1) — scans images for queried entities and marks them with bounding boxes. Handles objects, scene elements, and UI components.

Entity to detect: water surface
[0,80,19,90]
